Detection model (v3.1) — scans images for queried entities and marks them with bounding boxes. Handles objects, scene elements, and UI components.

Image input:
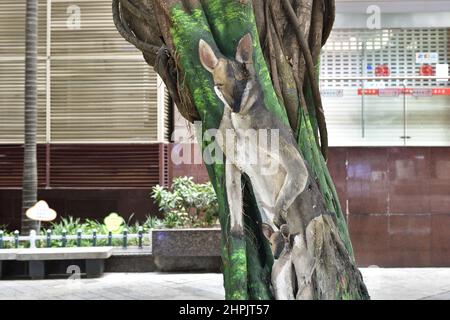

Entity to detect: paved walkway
[0,268,449,300]
[361,268,450,300]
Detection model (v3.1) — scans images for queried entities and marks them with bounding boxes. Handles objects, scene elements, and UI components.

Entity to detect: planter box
[152,228,222,272]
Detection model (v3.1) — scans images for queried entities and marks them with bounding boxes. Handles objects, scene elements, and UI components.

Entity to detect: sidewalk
[361,268,450,300]
[0,268,449,300]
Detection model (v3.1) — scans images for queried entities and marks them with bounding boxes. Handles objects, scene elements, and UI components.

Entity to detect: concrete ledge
[107,255,157,273]
[154,256,222,272]
[152,229,222,272]
[0,249,19,261]
[16,247,113,261]
[152,228,221,257]
[112,246,152,256]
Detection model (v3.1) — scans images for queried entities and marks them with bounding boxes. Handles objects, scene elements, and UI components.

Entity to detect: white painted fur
[272,240,296,300]
[200,35,309,238]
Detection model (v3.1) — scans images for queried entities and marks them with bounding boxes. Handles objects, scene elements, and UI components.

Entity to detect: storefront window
[321,28,450,146]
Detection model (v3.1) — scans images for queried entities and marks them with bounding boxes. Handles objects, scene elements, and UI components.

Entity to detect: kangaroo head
[199,33,255,113]
[262,223,290,259]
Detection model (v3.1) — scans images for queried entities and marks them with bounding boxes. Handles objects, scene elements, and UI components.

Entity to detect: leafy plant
[49,216,82,235]
[0,230,18,249]
[143,215,165,230]
[0,181,220,249]
[163,210,188,228]
[40,214,148,247]
[151,176,219,228]
[43,216,87,247]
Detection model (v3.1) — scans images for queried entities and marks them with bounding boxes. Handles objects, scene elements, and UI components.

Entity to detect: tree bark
[22,0,40,235]
[113,0,369,300]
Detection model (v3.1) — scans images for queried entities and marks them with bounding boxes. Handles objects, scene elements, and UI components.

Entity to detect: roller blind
[0,0,160,144]
[321,28,449,87]
[0,0,46,143]
[320,28,450,147]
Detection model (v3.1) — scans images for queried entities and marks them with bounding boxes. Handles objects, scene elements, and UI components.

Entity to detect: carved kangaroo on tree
[199,34,339,299]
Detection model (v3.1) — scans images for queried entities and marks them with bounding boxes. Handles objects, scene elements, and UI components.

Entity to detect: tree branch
[281,0,328,160]
[112,0,160,55]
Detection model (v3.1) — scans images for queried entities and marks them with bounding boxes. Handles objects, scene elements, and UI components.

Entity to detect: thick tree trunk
[113,0,369,300]
[22,0,40,235]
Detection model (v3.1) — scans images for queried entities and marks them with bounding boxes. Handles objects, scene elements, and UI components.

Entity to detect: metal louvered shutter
[0,0,46,143]
[321,28,449,87]
[320,28,450,147]
[0,0,162,144]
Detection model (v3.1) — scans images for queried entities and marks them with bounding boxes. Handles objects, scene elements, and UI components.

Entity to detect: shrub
[151,176,219,228]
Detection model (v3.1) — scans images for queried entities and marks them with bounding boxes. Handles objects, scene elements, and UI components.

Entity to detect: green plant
[0,230,17,249]
[41,214,147,247]
[163,210,187,228]
[151,176,219,228]
[48,216,82,235]
[143,215,165,229]
[44,216,86,247]
[0,212,160,249]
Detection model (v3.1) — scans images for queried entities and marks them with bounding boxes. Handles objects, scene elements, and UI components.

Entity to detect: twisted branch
[112,0,160,54]
[112,0,200,122]
[322,0,335,46]
[281,0,328,160]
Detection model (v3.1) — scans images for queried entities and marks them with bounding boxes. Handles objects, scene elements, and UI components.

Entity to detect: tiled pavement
[360,268,450,300]
[0,268,449,300]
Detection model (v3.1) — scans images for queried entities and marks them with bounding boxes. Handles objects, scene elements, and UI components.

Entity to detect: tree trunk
[113,0,369,300]
[22,0,40,235]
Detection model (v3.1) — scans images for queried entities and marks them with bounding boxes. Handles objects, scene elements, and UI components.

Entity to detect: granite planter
[152,228,222,272]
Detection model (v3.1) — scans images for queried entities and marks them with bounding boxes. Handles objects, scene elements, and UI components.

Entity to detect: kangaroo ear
[280,224,290,240]
[199,39,219,73]
[262,223,274,240]
[236,33,253,64]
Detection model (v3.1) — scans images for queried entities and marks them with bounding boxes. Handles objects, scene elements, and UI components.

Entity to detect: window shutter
[321,28,450,146]
[0,0,46,143]
[0,0,160,144]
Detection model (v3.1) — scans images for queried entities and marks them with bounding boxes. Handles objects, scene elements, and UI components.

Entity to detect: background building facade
[0,0,170,227]
[1,0,449,267]
[170,0,450,267]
